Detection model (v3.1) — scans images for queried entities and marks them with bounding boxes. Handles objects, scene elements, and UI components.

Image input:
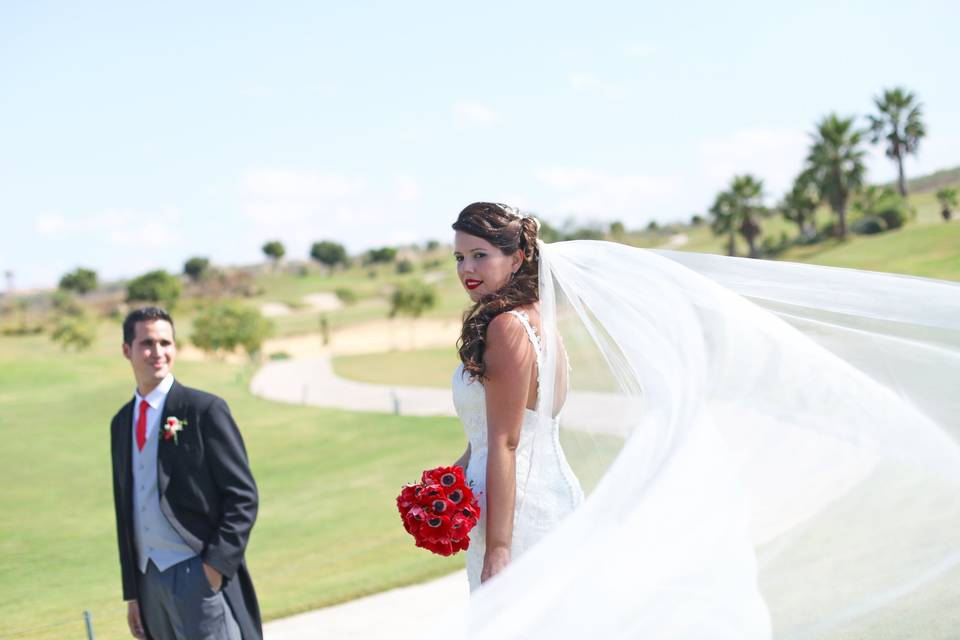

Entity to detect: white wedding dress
[437,240,960,640]
[452,309,584,592]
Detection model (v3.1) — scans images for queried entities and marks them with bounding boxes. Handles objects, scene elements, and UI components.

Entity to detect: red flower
[396,485,419,514]
[422,466,466,491]
[396,465,480,557]
[417,537,455,557]
[403,506,427,536]
[449,512,474,539]
[421,514,452,543]
[416,483,445,507]
[459,502,480,525]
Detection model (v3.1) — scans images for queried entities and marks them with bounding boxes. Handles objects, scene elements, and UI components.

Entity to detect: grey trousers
[137,556,241,640]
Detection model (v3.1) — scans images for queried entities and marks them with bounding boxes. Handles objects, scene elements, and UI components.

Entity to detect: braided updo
[452,202,541,380]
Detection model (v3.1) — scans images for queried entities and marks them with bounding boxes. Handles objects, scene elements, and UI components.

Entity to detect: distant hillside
[888,165,960,194]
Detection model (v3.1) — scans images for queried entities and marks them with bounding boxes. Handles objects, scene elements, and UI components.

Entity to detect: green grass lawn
[332,347,461,388]
[777,222,960,280]
[0,326,466,639]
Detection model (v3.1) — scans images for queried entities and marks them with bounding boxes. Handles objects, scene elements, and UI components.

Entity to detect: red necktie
[136,399,149,452]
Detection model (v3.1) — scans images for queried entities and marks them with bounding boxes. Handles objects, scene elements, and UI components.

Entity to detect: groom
[110,307,262,639]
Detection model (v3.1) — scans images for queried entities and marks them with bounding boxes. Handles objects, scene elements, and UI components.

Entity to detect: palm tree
[709,191,737,257]
[869,88,926,197]
[937,187,959,222]
[780,172,819,240]
[709,175,766,258]
[730,175,766,258]
[806,114,867,240]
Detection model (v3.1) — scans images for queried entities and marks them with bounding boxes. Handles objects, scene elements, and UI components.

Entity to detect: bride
[450,202,584,590]
[441,202,960,639]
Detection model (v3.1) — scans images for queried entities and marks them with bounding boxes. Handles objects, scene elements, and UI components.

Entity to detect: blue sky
[2,0,958,289]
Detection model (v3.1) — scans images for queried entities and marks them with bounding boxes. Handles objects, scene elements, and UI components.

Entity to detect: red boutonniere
[162,416,187,444]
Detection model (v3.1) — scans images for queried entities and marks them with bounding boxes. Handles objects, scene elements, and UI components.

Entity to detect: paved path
[264,571,467,639]
[250,354,456,416]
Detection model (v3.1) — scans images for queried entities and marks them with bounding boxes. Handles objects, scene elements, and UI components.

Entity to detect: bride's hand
[481,545,511,583]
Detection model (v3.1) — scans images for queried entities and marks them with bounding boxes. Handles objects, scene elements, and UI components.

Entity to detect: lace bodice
[451,309,583,592]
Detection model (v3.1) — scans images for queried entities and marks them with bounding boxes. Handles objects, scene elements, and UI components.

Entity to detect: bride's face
[454,231,522,302]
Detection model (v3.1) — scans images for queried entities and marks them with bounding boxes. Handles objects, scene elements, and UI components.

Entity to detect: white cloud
[241,170,370,230]
[567,72,623,99]
[35,213,67,235]
[392,175,422,202]
[385,230,418,246]
[34,208,177,237]
[453,102,497,126]
[622,42,657,58]
[535,167,682,223]
[239,167,434,255]
[109,221,182,248]
[695,128,810,200]
[244,169,366,201]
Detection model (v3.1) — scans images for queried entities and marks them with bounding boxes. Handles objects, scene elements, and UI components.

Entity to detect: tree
[537,221,562,243]
[709,175,766,258]
[58,267,98,294]
[425,239,441,251]
[851,186,910,233]
[389,280,437,319]
[364,246,398,265]
[709,191,737,257]
[780,172,819,240]
[183,256,210,282]
[869,87,926,197]
[191,302,273,359]
[310,240,348,269]
[609,221,626,236]
[126,270,181,309]
[49,292,96,350]
[729,175,766,258]
[389,280,437,349]
[690,214,705,227]
[262,241,285,269]
[937,188,958,222]
[806,114,867,240]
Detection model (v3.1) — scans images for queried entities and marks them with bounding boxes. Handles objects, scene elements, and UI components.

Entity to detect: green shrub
[183,257,211,282]
[49,294,96,350]
[852,215,886,235]
[191,302,273,358]
[389,281,437,318]
[126,270,181,309]
[364,247,397,265]
[310,241,348,268]
[59,267,98,294]
[335,288,358,305]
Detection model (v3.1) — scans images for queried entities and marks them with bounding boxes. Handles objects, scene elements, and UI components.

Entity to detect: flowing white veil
[457,240,960,639]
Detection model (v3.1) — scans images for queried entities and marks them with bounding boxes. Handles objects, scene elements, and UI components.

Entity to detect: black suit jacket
[111,380,262,640]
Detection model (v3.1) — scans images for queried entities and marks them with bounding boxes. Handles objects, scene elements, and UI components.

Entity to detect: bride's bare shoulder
[485,311,537,366]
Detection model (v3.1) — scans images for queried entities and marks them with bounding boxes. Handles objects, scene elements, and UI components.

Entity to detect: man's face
[123,319,176,392]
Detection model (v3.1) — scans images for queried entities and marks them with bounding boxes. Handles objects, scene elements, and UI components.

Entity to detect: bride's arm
[481,313,536,583]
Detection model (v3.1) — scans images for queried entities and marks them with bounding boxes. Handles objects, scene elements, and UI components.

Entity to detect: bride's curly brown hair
[453,202,541,381]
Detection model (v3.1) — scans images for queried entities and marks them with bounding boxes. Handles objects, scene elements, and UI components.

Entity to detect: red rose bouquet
[397,465,480,556]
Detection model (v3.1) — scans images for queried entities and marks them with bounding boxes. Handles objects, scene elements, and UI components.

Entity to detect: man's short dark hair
[123,307,176,345]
